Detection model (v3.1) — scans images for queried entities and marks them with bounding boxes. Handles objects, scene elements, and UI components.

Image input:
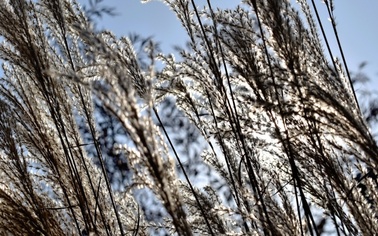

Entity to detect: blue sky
[91,0,378,82]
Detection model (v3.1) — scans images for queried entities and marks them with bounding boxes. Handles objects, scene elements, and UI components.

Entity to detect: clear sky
[90,0,378,83]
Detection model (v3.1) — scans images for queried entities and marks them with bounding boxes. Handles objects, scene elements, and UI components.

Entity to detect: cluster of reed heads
[0,0,377,235]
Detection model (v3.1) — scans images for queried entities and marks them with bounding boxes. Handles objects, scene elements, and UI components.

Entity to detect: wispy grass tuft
[0,0,377,235]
